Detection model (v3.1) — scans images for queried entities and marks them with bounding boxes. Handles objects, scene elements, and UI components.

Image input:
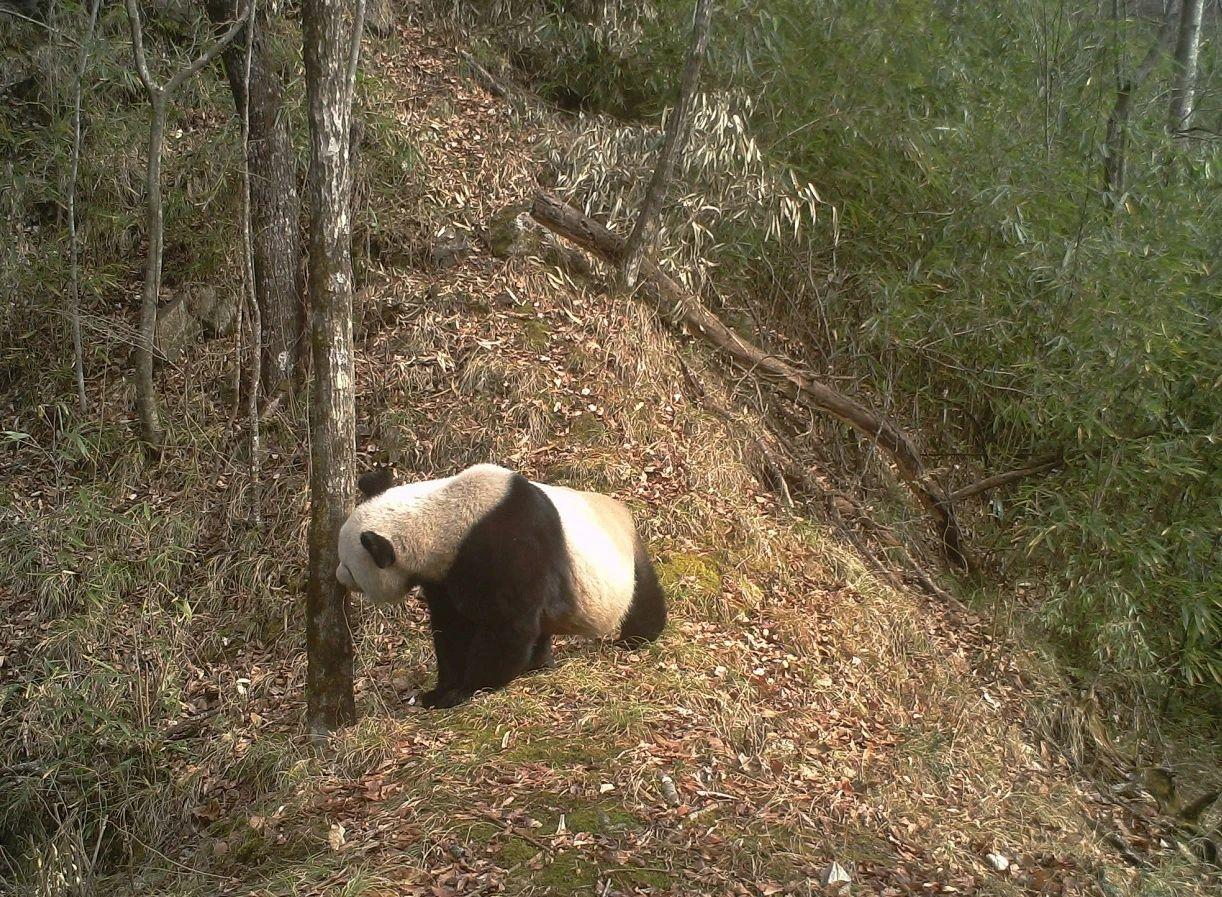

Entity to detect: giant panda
[336,463,666,708]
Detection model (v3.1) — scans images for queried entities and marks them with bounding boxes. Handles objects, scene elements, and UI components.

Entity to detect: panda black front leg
[429,621,537,708]
[422,586,474,704]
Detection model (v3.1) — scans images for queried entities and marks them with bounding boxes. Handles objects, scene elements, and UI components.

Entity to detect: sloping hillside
[2,20,1213,897]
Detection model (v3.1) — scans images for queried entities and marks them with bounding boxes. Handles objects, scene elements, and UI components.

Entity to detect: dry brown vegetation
[2,19,1219,897]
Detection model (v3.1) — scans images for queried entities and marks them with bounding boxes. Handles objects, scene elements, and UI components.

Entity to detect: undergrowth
[2,3,1220,896]
[446,0,1222,711]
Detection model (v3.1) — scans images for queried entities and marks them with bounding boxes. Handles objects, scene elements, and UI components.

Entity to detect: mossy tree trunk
[1168,0,1204,134]
[205,0,303,395]
[303,0,364,738]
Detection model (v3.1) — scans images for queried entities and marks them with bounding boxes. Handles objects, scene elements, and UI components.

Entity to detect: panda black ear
[358,467,395,499]
[360,531,396,568]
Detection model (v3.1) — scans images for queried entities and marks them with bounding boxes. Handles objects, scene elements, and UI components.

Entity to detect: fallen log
[530,190,969,569]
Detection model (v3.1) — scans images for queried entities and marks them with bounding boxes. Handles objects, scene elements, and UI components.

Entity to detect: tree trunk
[620,0,713,287]
[135,90,168,453]
[303,0,363,739]
[204,0,303,396]
[1168,0,1204,133]
[1102,3,1177,206]
[531,191,969,569]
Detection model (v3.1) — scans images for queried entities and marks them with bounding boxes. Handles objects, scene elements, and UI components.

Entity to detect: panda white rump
[535,483,638,637]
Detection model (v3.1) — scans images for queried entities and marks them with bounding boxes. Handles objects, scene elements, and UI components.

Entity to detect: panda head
[335,467,418,605]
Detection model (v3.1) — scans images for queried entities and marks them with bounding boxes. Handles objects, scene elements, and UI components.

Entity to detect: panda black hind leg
[528,632,555,671]
[426,473,568,707]
[615,540,667,648]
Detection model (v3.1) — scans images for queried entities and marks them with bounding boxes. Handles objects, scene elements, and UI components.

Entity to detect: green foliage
[471,0,1221,704]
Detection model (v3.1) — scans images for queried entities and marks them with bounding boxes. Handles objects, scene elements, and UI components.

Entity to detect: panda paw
[419,686,469,709]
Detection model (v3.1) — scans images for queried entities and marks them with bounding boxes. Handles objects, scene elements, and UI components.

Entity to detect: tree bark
[1102,3,1177,205]
[531,191,969,569]
[125,0,249,455]
[303,0,364,739]
[620,0,713,287]
[1168,0,1204,134]
[204,0,303,396]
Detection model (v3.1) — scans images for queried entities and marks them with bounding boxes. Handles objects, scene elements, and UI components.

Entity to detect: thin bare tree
[1168,0,1204,134]
[124,0,250,454]
[66,0,103,414]
[1103,1,1178,205]
[620,0,714,287]
[204,0,303,395]
[303,0,365,739]
[239,0,262,517]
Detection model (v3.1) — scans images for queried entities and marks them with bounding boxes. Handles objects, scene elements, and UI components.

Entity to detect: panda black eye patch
[360,531,397,568]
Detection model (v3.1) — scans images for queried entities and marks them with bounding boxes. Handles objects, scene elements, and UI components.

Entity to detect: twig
[481,813,553,854]
[457,49,526,114]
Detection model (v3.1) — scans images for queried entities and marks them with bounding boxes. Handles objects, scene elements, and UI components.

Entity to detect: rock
[985,852,1010,872]
[487,205,541,258]
[819,860,851,893]
[154,296,200,364]
[189,287,239,339]
[659,774,681,807]
[429,226,471,269]
[364,0,396,36]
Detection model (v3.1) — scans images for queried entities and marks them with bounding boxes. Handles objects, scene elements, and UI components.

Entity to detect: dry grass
[2,16,1219,897]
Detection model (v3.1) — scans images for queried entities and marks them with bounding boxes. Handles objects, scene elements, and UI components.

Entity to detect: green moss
[657,551,723,599]
[501,735,609,766]
[612,867,674,890]
[568,413,607,443]
[564,805,639,834]
[521,317,552,351]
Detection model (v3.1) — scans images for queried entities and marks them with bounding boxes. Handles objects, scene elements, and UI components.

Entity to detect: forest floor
[3,20,1217,897]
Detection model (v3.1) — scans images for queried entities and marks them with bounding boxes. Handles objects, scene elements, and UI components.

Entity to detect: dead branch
[949,452,1062,503]
[530,190,969,569]
[621,0,713,287]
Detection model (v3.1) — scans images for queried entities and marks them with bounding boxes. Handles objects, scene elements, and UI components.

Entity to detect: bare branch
[532,190,969,569]
[949,453,1063,504]
[343,0,366,111]
[621,0,714,287]
[0,6,81,46]
[125,0,157,96]
[240,0,262,519]
[166,0,252,94]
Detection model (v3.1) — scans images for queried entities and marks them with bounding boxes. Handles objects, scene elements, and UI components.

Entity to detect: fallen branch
[457,49,527,115]
[530,190,968,569]
[950,452,1062,503]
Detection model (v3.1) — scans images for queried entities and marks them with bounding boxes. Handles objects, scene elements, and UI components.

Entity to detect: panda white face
[336,516,416,605]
